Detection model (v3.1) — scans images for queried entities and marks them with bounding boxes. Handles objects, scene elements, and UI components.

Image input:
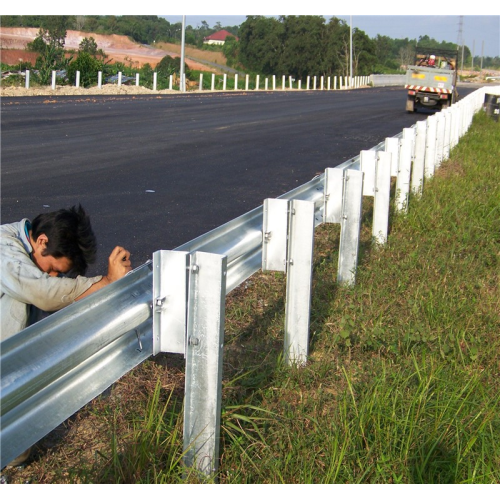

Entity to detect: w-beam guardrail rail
[1,86,496,475]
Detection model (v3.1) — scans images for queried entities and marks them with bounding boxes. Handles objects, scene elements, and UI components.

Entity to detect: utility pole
[349,15,353,87]
[180,15,186,92]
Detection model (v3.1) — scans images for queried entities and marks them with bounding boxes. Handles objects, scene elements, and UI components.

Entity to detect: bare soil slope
[0,27,216,71]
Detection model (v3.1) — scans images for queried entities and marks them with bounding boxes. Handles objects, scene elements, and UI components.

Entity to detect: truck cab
[405,47,459,112]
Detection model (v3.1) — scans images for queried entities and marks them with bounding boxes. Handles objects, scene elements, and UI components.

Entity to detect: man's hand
[106,246,132,283]
[75,246,133,301]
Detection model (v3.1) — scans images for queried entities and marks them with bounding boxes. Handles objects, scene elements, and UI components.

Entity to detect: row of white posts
[199,74,370,92]
[153,88,488,478]
[23,69,369,92]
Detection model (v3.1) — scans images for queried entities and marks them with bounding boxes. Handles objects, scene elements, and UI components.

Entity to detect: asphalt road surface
[1,86,476,276]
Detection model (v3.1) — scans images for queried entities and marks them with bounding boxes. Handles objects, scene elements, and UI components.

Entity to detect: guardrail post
[198,74,202,91]
[51,70,56,89]
[118,71,122,87]
[98,71,102,89]
[183,251,227,477]
[262,198,315,365]
[412,120,427,195]
[25,69,30,89]
[245,74,249,91]
[385,137,400,177]
[360,150,376,196]
[223,74,227,91]
[396,138,412,213]
[337,169,364,286]
[435,111,445,168]
[273,75,276,90]
[75,70,80,88]
[373,151,392,245]
[234,74,238,90]
[443,109,452,160]
[284,200,315,365]
[256,74,260,90]
[153,72,157,91]
[323,168,344,223]
[306,76,310,90]
[152,250,189,355]
[212,74,215,91]
[424,115,437,178]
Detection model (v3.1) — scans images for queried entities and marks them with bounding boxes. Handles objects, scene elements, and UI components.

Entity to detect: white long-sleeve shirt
[0,219,102,342]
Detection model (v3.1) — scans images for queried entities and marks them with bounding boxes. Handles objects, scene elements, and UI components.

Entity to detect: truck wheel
[406,97,415,113]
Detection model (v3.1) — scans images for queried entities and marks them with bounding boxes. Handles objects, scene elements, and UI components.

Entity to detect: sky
[5,1,500,57]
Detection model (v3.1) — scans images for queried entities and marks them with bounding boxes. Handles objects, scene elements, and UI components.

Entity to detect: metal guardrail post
[323,168,344,224]
[183,251,227,477]
[262,198,288,272]
[425,114,437,179]
[360,150,376,196]
[284,200,315,365]
[337,169,364,286]
[152,250,189,355]
[435,112,445,168]
[262,198,315,365]
[385,137,400,177]
[373,151,392,245]
[411,120,427,195]
[396,138,413,213]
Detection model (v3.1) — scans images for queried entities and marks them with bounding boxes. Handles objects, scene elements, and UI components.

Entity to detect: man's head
[30,205,97,277]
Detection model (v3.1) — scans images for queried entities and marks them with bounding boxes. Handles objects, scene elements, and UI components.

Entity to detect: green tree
[67,52,104,87]
[26,16,72,84]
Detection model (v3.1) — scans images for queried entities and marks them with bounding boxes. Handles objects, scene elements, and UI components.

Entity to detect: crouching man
[0,205,132,467]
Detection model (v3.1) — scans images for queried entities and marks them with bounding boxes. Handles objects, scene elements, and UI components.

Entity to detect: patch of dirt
[0,27,217,72]
[1,83,181,97]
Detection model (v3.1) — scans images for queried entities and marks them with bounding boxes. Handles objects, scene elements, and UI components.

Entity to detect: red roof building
[203,30,239,45]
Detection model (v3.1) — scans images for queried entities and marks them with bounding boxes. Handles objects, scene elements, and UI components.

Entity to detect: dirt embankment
[0,27,217,71]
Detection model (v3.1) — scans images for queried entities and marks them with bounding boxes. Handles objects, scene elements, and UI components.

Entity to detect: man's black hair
[31,205,97,276]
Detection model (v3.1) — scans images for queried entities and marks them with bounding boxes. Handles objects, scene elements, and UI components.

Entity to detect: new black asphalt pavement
[0,86,476,275]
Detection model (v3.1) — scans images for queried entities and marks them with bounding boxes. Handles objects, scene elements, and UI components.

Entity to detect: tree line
[2,14,499,79]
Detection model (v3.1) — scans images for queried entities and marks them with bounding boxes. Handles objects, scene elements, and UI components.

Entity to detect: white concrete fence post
[245,74,249,91]
[25,70,30,89]
[75,70,80,88]
[98,71,102,89]
[211,73,215,91]
[51,70,56,89]
[223,74,227,91]
[153,72,157,91]
[234,74,238,90]
[256,74,260,90]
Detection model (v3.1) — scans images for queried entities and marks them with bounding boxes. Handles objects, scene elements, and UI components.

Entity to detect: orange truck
[405,47,459,112]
